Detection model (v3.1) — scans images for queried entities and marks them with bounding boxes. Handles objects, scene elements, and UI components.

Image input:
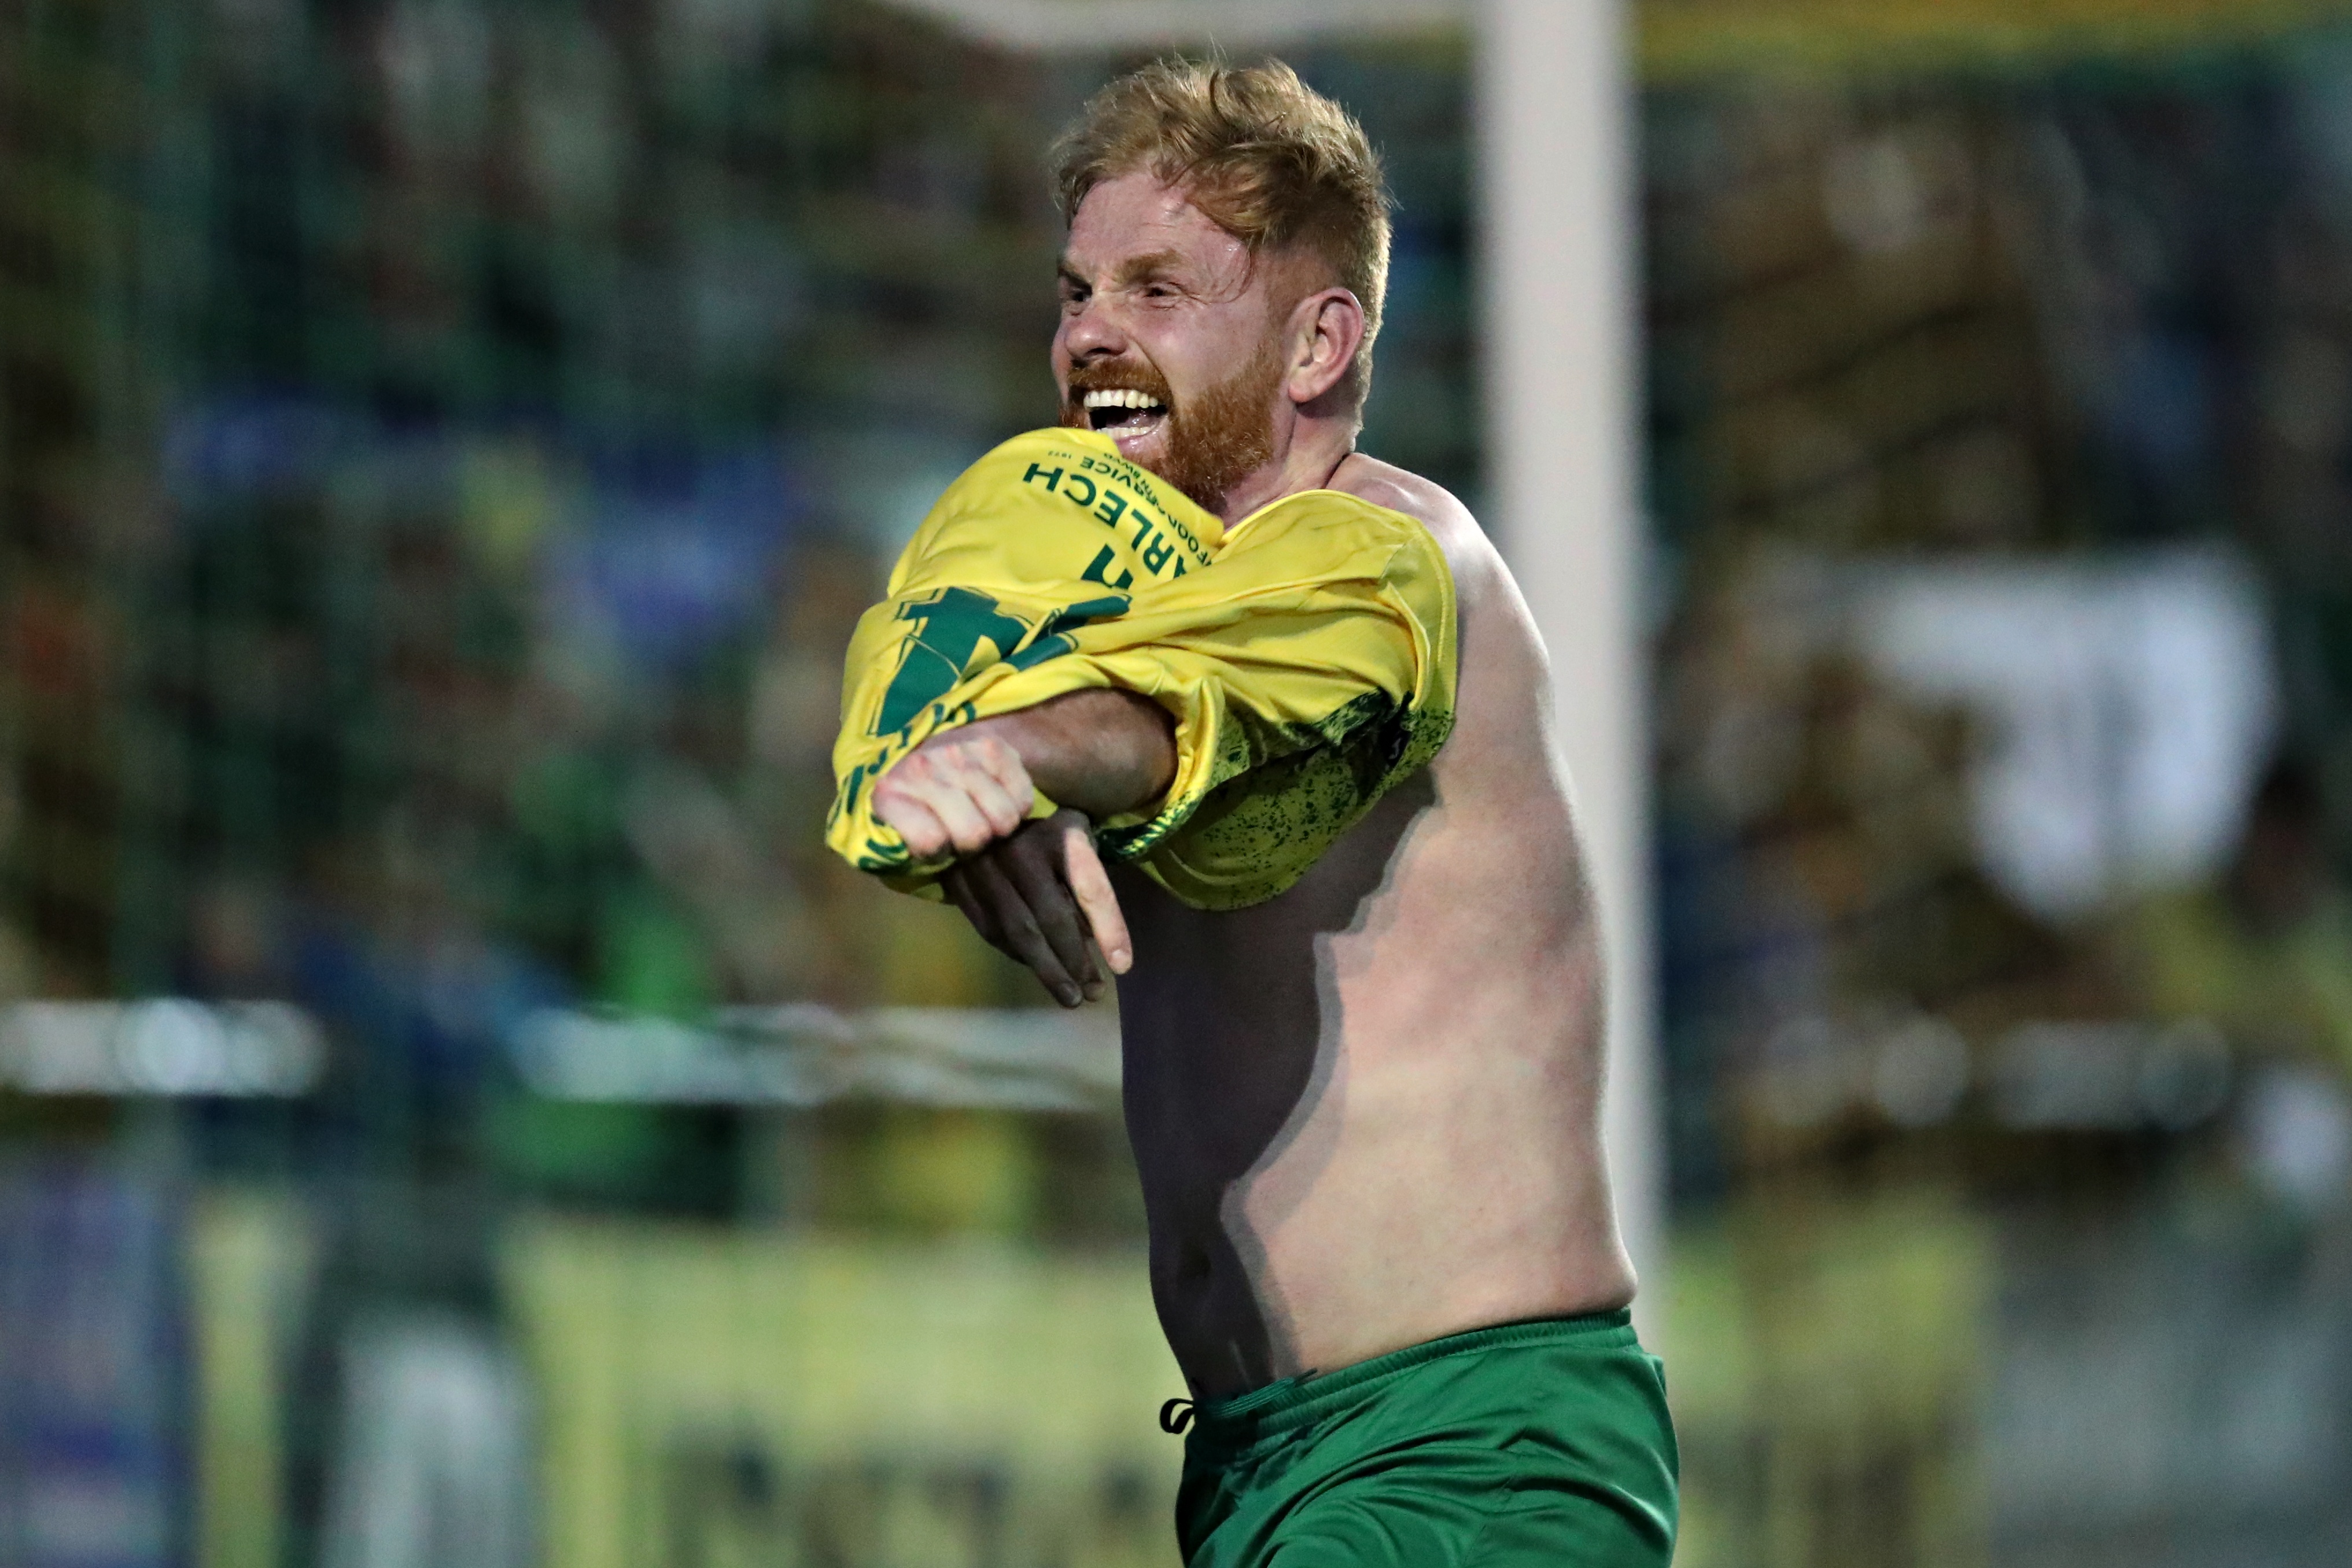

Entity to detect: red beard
[1062,337,1284,516]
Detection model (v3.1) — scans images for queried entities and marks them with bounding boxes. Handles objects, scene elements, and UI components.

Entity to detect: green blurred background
[3,1,2352,1565]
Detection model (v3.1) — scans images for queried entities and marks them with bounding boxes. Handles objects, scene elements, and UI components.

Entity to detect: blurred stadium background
[3,1,2352,1565]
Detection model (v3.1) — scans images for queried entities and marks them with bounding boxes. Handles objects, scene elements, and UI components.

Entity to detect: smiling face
[1053,172,1306,516]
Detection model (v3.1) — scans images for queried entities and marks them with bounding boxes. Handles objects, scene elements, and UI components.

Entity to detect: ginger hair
[1052,58,1393,410]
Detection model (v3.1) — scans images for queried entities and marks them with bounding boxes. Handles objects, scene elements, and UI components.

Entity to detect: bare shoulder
[1329,453,1481,555]
[1326,453,1507,611]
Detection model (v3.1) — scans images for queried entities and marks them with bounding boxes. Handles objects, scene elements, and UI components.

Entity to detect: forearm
[978,689,1175,820]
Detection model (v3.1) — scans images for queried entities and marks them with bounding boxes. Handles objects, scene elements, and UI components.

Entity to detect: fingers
[912,739,1026,853]
[873,730,1035,857]
[1058,820,1133,974]
[894,746,1130,1009]
[1000,831,1104,1003]
[942,734,1033,845]
[941,865,1002,951]
[940,817,1123,1008]
[874,789,954,859]
[964,853,1087,1007]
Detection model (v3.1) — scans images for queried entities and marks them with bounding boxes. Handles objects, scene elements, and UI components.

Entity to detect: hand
[872,725,1035,859]
[942,810,1133,1008]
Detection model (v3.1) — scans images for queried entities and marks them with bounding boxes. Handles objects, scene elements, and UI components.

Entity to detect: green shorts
[1173,1311,1678,1567]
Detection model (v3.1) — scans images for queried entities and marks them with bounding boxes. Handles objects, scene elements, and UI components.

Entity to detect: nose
[1057,292,1129,366]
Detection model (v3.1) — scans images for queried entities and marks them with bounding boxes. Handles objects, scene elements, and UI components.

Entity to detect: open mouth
[1083,388,1168,441]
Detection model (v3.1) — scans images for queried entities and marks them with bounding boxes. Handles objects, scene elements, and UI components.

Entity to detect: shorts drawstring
[1160,1397,1196,1435]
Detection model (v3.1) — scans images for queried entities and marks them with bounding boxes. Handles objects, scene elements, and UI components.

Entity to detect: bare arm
[869,688,1174,855]
[869,689,1175,1006]
[977,688,1177,820]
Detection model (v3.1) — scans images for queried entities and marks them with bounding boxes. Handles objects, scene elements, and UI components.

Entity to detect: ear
[1283,287,1367,408]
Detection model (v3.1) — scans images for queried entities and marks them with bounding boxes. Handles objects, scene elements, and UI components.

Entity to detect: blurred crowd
[0,6,1473,1565]
[1646,61,2352,1565]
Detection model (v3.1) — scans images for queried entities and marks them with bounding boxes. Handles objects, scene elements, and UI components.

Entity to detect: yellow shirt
[826,428,1459,910]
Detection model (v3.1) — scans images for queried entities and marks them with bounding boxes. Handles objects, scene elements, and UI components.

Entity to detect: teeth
[1082,389,1166,412]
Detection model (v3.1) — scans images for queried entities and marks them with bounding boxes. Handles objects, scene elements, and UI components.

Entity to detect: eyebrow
[1114,250,1186,286]
[1056,250,1189,290]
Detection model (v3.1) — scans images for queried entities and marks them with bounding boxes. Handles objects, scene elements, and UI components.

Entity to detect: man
[828,60,1676,1567]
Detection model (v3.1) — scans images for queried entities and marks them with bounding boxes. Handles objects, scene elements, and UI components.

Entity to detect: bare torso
[1112,453,1636,1400]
